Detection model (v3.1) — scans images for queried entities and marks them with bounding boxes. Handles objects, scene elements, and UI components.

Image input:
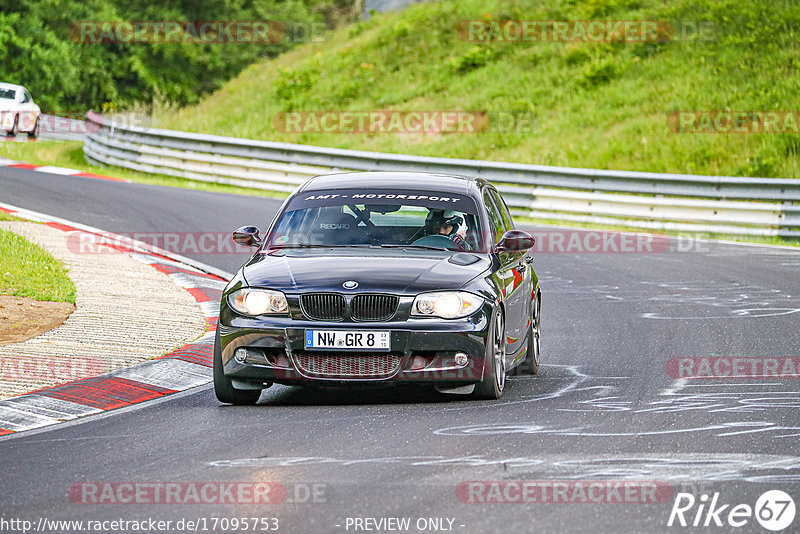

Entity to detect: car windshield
[0,89,16,100]
[267,188,484,252]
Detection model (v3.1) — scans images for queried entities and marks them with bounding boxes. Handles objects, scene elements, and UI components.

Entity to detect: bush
[579,56,618,87]
[452,46,493,73]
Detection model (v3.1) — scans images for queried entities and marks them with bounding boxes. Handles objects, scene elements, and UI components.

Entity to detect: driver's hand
[450,233,469,251]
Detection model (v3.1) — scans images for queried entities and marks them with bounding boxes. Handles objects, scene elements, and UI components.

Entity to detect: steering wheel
[410,235,454,249]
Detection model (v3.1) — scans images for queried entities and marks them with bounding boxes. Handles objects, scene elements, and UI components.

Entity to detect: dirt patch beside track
[0,296,75,346]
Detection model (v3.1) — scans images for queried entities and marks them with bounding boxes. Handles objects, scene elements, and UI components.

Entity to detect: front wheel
[472,309,506,400]
[520,292,541,375]
[213,332,262,405]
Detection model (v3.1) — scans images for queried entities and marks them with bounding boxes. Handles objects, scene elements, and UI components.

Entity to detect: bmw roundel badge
[343,280,358,289]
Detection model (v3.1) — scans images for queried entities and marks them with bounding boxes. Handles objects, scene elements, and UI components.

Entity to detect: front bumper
[218,306,492,387]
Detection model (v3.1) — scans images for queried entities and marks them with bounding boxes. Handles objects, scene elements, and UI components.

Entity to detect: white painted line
[0,395,102,419]
[130,252,207,274]
[0,405,64,432]
[112,358,211,391]
[167,271,227,291]
[33,166,82,176]
[199,301,219,317]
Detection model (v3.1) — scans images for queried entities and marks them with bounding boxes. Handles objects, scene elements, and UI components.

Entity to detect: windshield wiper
[378,244,450,251]
[271,244,376,249]
[271,244,451,251]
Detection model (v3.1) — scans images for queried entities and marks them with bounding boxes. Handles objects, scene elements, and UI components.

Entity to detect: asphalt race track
[2,167,800,533]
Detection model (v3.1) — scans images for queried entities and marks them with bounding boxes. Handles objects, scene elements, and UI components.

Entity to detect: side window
[464,213,481,250]
[22,91,31,103]
[483,190,506,244]
[490,189,514,231]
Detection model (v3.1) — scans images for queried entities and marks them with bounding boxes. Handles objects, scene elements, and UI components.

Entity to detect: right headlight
[227,288,288,316]
[411,291,484,319]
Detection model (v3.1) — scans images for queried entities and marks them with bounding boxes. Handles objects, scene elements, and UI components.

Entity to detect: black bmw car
[214,172,541,404]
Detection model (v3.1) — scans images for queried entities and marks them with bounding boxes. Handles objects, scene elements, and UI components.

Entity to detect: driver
[425,210,469,250]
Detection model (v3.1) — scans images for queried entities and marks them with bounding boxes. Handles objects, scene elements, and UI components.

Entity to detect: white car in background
[0,83,40,137]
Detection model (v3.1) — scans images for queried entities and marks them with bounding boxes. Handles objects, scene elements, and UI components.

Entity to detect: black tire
[27,118,39,138]
[519,292,541,375]
[472,308,506,400]
[213,331,261,405]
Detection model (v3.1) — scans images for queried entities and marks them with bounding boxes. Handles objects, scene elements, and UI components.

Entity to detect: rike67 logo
[668,490,796,531]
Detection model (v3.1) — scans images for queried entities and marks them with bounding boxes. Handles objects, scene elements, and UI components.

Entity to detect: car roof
[298,171,490,196]
[0,83,25,92]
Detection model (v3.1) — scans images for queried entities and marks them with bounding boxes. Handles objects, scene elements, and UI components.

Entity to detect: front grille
[351,294,399,321]
[301,293,346,321]
[294,351,401,378]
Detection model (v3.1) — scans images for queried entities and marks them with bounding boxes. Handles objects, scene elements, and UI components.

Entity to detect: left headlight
[411,291,484,319]
[228,288,288,316]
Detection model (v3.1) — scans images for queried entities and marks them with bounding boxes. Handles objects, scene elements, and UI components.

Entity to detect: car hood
[241,249,491,294]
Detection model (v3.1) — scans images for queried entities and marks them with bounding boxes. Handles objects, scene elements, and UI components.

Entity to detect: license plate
[304,330,390,350]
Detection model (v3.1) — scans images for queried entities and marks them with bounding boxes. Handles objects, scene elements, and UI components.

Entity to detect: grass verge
[0,228,76,303]
[0,212,25,222]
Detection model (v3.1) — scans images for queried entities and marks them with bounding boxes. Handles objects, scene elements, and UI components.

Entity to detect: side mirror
[233,226,262,247]
[496,229,535,253]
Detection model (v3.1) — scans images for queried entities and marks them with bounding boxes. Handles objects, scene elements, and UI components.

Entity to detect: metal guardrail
[83,111,800,237]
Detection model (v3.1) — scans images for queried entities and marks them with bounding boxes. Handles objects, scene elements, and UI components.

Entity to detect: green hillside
[161,0,800,178]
